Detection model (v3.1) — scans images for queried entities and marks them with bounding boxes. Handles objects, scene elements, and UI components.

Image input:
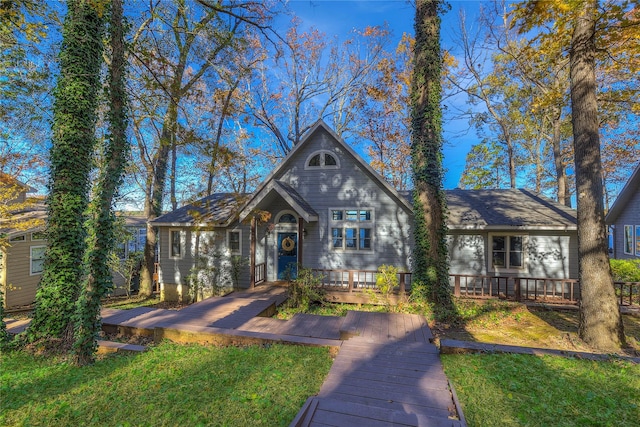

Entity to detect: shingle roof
[605,162,640,224]
[0,200,47,236]
[445,189,577,230]
[151,193,245,226]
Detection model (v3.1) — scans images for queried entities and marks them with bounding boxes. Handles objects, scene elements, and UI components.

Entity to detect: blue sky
[286,0,485,189]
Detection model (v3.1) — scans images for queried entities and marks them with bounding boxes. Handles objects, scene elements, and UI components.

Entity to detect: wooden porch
[251,264,640,308]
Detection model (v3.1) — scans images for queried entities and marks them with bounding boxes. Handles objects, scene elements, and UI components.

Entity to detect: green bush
[287,267,326,312]
[610,259,640,282]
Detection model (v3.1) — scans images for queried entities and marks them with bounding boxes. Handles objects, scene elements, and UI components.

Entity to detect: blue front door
[277,232,298,280]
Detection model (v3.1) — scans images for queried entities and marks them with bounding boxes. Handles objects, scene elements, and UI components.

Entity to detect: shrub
[287,267,326,312]
[610,259,640,282]
[369,265,399,311]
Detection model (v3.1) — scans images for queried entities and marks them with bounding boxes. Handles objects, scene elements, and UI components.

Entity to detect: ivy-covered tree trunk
[73,0,129,365]
[27,0,105,344]
[410,0,452,310]
[570,0,624,351]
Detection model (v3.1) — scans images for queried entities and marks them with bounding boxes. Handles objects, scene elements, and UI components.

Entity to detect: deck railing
[297,269,639,307]
[311,268,412,294]
[450,274,640,306]
[254,262,266,286]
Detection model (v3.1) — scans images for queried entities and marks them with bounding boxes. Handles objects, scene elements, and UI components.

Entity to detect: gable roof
[240,180,319,223]
[152,193,245,227]
[445,189,577,231]
[0,199,47,237]
[238,120,413,221]
[605,162,640,224]
[0,173,35,193]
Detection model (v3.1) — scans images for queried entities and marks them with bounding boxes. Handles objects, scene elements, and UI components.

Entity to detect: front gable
[239,120,412,222]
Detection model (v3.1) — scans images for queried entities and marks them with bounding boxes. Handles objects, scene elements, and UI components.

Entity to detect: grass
[0,342,333,427]
[8,294,636,426]
[441,353,640,427]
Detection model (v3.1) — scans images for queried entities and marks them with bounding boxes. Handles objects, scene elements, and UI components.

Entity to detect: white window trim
[227,229,242,256]
[329,208,374,252]
[30,245,46,276]
[304,149,340,170]
[488,233,528,274]
[169,228,184,259]
[624,225,633,255]
[31,231,46,241]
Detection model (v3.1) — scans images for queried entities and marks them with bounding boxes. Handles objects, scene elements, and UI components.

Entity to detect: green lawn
[442,353,640,427]
[1,342,333,427]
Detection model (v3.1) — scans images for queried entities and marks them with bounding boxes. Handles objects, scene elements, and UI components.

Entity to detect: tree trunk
[27,0,105,343]
[570,0,624,350]
[73,0,129,365]
[411,0,451,309]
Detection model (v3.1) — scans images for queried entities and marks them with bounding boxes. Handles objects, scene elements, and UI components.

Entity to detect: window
[305,150,340,169]
[170,229,182,258]
[9,235,25,242]
[227,230,241,255]
[31,246,46,275]
[31,231,46,241]
[330,208,373,251]
[278,213,297,224]
[636,226,640,256]
[624,225,633,255]
[490,234,526,270]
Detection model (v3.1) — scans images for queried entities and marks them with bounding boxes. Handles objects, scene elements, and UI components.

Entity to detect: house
[152,120,579,302]
[0,173,148,308]
[606,163,640,259]
[0,174,46,308]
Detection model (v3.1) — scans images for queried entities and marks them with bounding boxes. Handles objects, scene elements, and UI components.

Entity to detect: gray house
[152,121,578,302]
[606,163,640,259]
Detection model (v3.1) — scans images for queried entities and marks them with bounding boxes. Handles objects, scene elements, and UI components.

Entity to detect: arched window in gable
[305,150,340,170]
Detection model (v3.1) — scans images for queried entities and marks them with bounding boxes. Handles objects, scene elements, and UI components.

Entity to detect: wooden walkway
[291,311,466,426]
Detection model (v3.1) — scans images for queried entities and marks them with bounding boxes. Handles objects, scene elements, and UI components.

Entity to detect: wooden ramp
[291,312,466,427]
[101,287,288,335]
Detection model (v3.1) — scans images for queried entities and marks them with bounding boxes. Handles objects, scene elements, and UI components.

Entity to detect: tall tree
[411,0,452,309]
[251,19,390,156]
[130,0,276,296]
[73,0,129,365]
[27,0,106,343]
[569,0,624,350]
[358,34,413,190]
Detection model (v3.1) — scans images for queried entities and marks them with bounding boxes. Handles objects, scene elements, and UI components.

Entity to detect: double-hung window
[30,246,46,275]
[624,225,633,255]
[490,234,526,271]
[330,208,373,251]
[227,230,241,255]
[169,229,183,259]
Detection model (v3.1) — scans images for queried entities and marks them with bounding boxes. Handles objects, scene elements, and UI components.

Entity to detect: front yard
[3,296,638,426]
[0,342,332,427]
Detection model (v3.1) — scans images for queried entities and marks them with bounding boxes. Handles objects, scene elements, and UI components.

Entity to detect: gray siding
[447,233,487,275]
[158,225,252,293]
[275,128,413,274]
[2,234,43,308]
[612,189,640,259]
[447,230,578,279]
[526,232,577,278]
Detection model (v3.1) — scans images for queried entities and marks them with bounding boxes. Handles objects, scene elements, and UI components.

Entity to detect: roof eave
[447,224,577,232]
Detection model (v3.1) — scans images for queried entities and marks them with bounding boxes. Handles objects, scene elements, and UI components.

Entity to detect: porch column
[298,217,304,266]
[250,216,256,288]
